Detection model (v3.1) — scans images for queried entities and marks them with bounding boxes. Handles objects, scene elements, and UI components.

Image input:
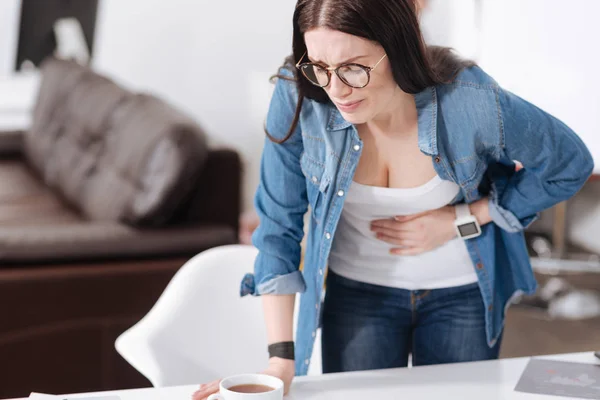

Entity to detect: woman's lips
[336,99,363,113]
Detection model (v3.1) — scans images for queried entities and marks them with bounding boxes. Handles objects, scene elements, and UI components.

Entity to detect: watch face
[458,222,479,237]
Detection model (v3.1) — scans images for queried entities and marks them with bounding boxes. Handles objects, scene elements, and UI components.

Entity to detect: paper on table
[515,359,600,399]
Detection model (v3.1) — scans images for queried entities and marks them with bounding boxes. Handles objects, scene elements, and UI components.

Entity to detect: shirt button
[434,156,441,163]
[337,190,345,197]
[353,144,361,151]
[315,303,319,309]
[476,263,484,270]
[319,269,323,275]
[488,304,494,312]
[311,176,318,183]
[325,232,331,240]
[305,359,310,365]
[312,331,316,338]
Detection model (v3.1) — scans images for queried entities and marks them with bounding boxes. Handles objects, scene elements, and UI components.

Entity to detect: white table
[11,352,600,400]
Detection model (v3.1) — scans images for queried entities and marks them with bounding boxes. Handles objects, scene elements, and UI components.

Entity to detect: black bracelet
[268,341,295,360]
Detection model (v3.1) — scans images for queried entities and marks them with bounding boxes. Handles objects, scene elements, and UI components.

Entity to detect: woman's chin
[339,110,369,125]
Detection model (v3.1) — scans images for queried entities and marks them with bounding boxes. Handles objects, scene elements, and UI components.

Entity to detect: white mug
[207,374,284,400]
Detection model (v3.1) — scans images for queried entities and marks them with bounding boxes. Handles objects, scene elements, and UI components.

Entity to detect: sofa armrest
[0,222,236,263]
[0,130,24,157]
[172,148,242,235]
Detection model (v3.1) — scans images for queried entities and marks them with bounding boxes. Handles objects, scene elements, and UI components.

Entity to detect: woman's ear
[415,0,428,15]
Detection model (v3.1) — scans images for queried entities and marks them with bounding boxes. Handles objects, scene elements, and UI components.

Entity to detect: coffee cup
[207,374,284,400]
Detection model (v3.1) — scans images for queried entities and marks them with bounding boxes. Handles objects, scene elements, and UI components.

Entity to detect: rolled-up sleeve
[488,87,594,233]
[240,69,308,297]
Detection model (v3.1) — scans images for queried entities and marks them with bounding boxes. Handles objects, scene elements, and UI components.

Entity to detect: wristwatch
[454,203,482,240]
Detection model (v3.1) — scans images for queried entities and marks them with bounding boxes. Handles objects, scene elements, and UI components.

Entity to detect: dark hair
[267,0,475,144]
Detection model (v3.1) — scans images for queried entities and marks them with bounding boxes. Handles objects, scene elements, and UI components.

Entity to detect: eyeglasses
[296,52,388,89]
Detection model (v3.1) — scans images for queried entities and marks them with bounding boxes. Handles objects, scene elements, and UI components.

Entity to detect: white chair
[115,244,321,387]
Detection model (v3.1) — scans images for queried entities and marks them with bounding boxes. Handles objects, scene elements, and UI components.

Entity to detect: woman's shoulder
[446,64,500,91]
[435,65,502,115]
[271,64,298,96]
[435,66,505,148]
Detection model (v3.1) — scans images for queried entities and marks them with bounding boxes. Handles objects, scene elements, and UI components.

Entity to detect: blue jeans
[321,271,501,373]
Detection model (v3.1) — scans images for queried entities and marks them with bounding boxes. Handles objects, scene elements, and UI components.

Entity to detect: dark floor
[501,306,600,358]
[500,270,600,359]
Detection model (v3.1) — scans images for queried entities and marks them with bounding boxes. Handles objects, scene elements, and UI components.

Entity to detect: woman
[194,0,593,397]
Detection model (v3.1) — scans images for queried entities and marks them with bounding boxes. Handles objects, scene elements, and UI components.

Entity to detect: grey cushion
[24,58,209,226]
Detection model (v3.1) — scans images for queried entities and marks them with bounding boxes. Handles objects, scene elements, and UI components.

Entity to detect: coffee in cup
[228,384,275,393]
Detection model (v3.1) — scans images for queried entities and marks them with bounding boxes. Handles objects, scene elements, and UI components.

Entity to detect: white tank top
[328,175,478,290]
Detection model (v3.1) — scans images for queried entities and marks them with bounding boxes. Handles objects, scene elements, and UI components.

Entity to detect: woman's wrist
[267,356,296,375]
[468,197,492,226]
[268,357,295,367]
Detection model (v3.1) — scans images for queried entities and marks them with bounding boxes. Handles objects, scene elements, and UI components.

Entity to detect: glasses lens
[300,64,329,87]
[338,65,369,88]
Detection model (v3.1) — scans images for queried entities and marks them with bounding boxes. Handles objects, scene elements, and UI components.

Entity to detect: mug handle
[207,394,223,400]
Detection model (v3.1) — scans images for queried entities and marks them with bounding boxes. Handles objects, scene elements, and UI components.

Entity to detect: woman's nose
[327,73,352,98]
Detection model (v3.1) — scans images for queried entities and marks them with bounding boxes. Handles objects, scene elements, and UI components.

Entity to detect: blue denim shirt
[241,65,594,376]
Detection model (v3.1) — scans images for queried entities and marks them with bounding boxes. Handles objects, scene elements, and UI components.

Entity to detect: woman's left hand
[371,206,457,256]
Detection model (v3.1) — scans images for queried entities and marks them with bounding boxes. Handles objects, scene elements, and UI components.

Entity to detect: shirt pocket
[450,155,487,202]
[300,152,330,224]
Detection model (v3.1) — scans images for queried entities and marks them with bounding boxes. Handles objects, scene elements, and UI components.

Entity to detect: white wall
[93,0,296,211]
[420,0,480,60]
[0,0,22,77]
[476,0,600,172]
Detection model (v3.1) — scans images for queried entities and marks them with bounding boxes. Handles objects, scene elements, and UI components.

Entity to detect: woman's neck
[363,87,418,137]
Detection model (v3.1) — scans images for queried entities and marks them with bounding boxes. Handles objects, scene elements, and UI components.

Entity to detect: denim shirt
[241,65,594,376]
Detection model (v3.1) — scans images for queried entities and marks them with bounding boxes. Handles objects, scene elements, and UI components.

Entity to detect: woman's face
[303,28,399,125]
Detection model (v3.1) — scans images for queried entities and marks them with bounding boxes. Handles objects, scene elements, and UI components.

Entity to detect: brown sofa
[0,58,241,398]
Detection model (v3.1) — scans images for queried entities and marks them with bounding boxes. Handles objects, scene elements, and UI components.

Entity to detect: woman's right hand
[191,358,295,400]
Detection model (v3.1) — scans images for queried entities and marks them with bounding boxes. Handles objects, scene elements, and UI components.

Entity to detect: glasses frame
[295,52,388,89]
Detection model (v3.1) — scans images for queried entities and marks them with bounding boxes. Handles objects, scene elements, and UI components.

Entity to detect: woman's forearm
[262,294,296,368]
[262,294,296,344]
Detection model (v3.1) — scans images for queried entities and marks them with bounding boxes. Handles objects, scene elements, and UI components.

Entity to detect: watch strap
[268,341,295,360]
[455,203,471,219]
